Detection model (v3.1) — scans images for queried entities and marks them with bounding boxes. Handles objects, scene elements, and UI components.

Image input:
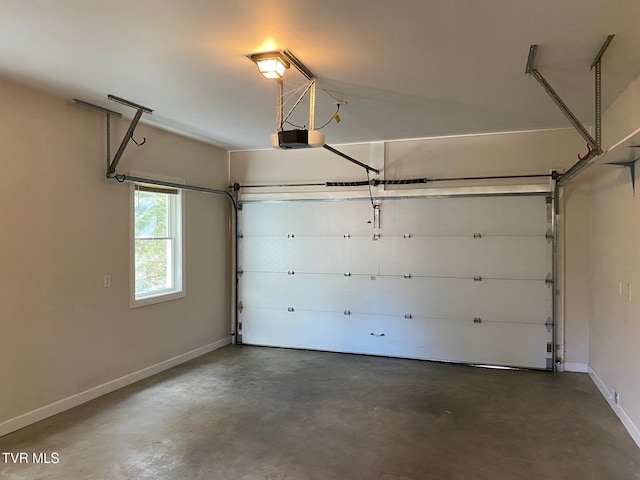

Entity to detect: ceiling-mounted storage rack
[525,35,616,187]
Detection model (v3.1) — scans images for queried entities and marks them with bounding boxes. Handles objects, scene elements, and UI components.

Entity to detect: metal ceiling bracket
[526,36,615,187]
[282,50,315,81]
[106,95,153,177]
[73,95,153,178]
[525,44,599,154]
[592,35,615,150]
[73,99,123,175]
[309,81,316,131]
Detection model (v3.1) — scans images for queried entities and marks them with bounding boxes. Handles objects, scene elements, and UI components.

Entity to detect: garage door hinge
[403,273,412,279]
[237,301,243,313]
[404,314,413,319]
[237,268,243,278]
[545,228,554,243]
[344,310,351,315]
[287,233,295,238]
[545,273,553,287]
[473,317,482,324]
[344,233,351,238]
[238,232,243,239]
[372,202,381,241]
[288,307,295,312]
[545,317,553,332]
[473,233,482,239]
[474,275,482,282]
[344,272,352,277]
[287,270,295,275]
[404,233,412,239]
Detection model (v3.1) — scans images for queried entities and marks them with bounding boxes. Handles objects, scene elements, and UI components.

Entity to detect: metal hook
[130,132,146,146]
[578,143,592,161]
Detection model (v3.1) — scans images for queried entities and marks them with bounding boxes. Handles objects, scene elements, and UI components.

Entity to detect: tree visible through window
[133,184,183,302]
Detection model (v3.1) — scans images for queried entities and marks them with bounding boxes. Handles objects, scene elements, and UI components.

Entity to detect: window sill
[130,290,186,309]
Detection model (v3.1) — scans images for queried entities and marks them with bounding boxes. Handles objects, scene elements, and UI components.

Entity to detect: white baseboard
[0,336,231,438]
[563,362,589,373]
[589,365,640,449]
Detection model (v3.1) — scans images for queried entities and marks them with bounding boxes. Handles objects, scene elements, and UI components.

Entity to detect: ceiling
[1,1,639,151]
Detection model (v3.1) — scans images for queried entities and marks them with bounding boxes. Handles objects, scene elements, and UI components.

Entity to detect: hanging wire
[277,79,345,131]
[316,104,340,130]
[318,84,345,103]
[285,119,306,129]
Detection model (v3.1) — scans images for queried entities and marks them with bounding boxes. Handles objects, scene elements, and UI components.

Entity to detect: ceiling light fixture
[249,52,290,80]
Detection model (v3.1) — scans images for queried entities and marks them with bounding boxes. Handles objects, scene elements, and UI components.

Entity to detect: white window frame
[129,172,186,308]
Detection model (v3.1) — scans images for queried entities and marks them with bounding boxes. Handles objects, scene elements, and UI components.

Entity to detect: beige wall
[561,180,591,367]
[0,77,231,428]
[586,76,640,442]
[232,129,583,186]
[384,129,582,179]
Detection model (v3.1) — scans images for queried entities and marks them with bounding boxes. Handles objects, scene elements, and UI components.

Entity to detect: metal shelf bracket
[73,95,153,178]
[606,156,640,196]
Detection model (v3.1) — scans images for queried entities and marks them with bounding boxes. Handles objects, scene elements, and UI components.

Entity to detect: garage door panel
[373,316,549,369]
[289,237,380,274]
[240,201,373,237]
[241,273,379,312]
[241,308,383,354]
[242,274,480,319]
[381,196,548,236]
[469,237,551,279]
[242,235,550,279]
[473,280,551,324]
[241,308,549,369]
[374,276,476,318]
[378,237,550,279]
[240,236,380,275]
[239,236,291,272]
[378,237,478,277]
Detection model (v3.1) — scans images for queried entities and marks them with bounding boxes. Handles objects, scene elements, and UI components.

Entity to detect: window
[131,182,185,307]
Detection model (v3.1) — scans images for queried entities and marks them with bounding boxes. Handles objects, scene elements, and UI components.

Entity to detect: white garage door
[237,195,553,370]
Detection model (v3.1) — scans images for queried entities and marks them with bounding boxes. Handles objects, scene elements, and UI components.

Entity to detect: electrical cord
[316,104,340,130]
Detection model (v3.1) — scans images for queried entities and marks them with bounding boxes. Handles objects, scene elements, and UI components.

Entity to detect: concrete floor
[1,346,639,480]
